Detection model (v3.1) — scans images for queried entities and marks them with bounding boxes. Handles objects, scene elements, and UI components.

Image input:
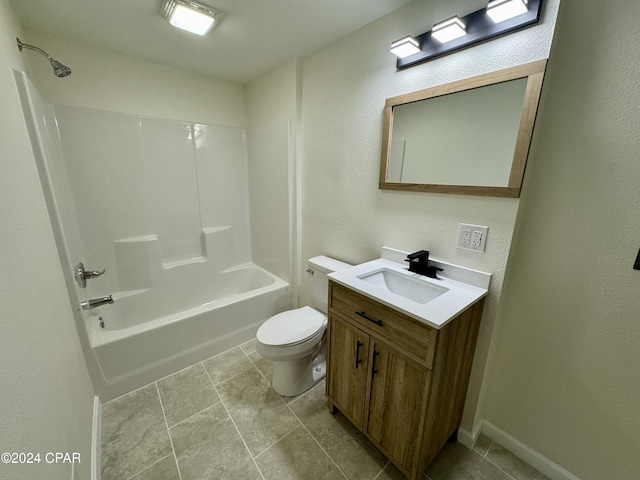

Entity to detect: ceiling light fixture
[431,16,467,44]
[390,36,421,59]
[160,0,224,36]
[391,0,543,69]
[487,0,529,23]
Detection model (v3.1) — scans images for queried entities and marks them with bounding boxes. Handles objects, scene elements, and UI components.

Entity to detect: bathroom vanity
[326,250,489,480]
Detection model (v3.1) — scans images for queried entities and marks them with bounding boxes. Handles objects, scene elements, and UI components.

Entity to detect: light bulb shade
[390,36,421,59]
[160,0,224,36]
[486,0,529,24]
[431,16,467,44]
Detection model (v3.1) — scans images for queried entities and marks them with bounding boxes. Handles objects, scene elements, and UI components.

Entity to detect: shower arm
[16,37,72,78]
[16,38,53,60]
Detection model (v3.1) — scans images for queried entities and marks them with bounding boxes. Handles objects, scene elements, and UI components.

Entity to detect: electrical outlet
[458,224,488,252]
[471,230,483,248]
[461,227,471,246]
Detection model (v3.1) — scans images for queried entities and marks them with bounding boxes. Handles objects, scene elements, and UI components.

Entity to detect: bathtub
[89,264,289,401]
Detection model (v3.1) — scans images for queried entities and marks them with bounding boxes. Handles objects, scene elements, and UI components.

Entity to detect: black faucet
[405,250,443,279]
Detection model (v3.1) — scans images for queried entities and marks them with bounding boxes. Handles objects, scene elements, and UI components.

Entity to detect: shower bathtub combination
[88,231,289,397]
[15,70,292,400]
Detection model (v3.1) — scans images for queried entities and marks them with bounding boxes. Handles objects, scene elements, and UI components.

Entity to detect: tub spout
[81,295,114,310]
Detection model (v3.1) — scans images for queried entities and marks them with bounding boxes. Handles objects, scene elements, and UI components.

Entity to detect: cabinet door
[365,340,430,473]
[327,314,370,429]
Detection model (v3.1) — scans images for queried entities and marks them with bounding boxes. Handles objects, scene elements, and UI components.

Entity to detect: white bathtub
[89,264,289,401]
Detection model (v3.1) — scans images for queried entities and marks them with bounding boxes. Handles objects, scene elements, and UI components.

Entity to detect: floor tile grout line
[468,441,520,480]
[156,362,223,426]
[481,438,494,457]
[242,348,313,407]
[205,367,267,480]
[243,348,270,382]
[485,439,494,457]
[285,382,318,406]
[239,340,257,355]
[242,345,349,479]
[240,347,349,474]
[102,378,159,407]
[154,360,208,387]
[103,340,246,407]
[164,401,222,430]
[252,422,302,461]
[484,439,543,480]
[208,360,257,387]
[371,460,391,480]
[154,382,184,480]
[241,347,349,478]
[284,398,350,480]
[242,348,295,406]
[474,436,549,479]
[123,453,174,480]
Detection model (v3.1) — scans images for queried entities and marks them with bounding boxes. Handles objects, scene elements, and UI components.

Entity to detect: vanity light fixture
[431,16,467,44]
[160,0,224,36]
[487,0,529,23]
[392,0,543,69]
[390,36,421,59]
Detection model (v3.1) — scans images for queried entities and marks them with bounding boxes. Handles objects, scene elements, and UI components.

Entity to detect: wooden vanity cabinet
[326,281,485,480]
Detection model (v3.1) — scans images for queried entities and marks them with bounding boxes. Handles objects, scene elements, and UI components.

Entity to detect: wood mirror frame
[379,60,547,198]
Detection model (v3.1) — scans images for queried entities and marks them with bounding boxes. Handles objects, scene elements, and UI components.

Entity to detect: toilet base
[271,348,326,397]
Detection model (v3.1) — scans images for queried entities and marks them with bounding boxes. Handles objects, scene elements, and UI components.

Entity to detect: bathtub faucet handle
[74,262,106,288]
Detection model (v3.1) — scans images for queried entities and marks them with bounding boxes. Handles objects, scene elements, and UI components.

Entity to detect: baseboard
[481,419,582,480]
[92,396,101,480]
[457,426,477,450]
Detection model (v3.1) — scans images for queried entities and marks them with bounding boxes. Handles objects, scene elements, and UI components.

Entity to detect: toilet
[256,256,351,396]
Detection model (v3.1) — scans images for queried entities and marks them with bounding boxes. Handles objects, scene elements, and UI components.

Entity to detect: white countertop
[328,249,490,330]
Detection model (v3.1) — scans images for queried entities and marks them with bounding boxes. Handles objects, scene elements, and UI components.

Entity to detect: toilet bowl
[255,256,351,396]
[256,306,327,396]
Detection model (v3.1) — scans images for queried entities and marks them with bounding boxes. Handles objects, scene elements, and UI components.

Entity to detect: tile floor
[101,339,550,480]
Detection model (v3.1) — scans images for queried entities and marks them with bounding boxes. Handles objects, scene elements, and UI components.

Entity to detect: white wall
[22,30,246,126]
[247,58,300,128]
[481,1,640,478]
[300,0,559,434]
[0,1,95,479]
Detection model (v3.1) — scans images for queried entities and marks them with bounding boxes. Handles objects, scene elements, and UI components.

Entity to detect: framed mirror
[380,60,547,198]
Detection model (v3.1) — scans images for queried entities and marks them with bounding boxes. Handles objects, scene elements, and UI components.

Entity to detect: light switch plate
[458,224,488,252]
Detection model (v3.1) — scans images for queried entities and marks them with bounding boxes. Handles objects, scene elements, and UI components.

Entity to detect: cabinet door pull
[371,349,380,379]
[355,340,363,368]
[355,311,383,326]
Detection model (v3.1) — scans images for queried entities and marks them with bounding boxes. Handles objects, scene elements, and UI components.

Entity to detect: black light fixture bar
[396,0,543,70]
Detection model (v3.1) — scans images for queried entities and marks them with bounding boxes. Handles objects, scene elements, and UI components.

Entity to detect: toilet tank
[307,256,352,314]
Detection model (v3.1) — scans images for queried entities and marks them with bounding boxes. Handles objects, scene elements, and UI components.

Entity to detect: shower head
[16,38,72,78]
[49,58,72,78]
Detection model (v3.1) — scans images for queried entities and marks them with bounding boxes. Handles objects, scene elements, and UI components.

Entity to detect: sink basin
[358,268,449,304]
[328,249,491,329]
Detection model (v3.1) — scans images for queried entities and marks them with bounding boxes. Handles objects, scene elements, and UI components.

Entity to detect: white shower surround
[16,70,291,401]
[54,107,291,399]
[52,106,254,280]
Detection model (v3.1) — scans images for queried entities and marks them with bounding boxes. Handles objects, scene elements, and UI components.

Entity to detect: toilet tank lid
[308,255,352,274]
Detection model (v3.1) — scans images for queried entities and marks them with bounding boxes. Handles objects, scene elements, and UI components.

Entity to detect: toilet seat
[257,306,326,347]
